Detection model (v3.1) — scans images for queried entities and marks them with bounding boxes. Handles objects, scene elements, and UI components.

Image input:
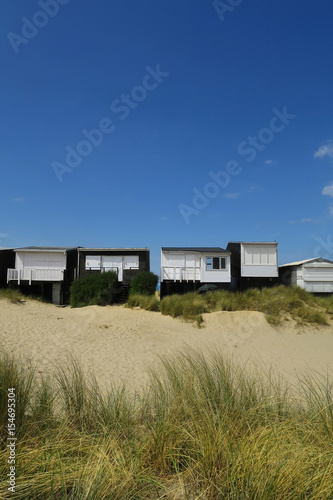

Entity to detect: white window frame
[206,256,227,271]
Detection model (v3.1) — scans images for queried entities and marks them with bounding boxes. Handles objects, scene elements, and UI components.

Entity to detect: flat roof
[14,246,76,252]
[228,241,278,245]
[162,247,230,253]
[78,248,149,252]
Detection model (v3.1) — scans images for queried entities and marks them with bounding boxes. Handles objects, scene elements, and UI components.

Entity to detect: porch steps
[117,282,130,303]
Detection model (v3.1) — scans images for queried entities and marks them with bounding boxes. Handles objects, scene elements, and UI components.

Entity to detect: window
[85,256,101,270]
[213,257,220,269]
[206,256,227,270]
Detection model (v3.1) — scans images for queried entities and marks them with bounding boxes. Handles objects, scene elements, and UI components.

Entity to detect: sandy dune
[0,299,332,392]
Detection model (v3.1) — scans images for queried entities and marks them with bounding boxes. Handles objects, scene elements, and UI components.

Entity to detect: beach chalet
[0,248,15,288]
[160,247,231,298]
[226,241,279,290]
[77,248,150,300]
[279,257,333,294]
[7,247,78,305]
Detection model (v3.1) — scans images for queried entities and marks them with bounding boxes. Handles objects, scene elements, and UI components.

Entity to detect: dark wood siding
[77,249,150,282]
[0,249,15,287]
[160,281,230,299]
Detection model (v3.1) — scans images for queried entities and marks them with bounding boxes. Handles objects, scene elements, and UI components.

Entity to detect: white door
[101,256,123,280]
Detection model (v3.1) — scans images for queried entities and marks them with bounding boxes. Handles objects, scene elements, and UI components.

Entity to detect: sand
[0,298,333,393]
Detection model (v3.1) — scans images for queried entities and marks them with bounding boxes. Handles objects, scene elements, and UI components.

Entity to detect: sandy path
[0,299,332,392]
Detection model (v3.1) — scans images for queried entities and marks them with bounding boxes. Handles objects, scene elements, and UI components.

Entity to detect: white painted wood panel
[201,254,231,283]
[16,252,66,270]
[123,256,139,269]
[85,256,101,269]
[241,244,278,277]
[303,267,333,282]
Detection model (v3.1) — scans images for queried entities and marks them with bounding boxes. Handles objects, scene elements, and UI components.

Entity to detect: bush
[70,271,119,308]
[129,271,158,296]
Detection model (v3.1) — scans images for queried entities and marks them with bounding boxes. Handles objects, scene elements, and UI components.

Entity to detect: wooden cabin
[226,241,279,290]
[279,257,333,294]
[0,248,15,288]
[160,247,231,298]
[7,247,78,304]
[77,248,150,301]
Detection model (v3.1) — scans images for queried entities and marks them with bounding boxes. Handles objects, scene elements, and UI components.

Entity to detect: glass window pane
[213,257,220,269]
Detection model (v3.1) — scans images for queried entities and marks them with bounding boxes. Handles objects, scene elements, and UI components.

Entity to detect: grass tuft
[126,294,160,312]
[1,350,333,498]
[158,285,331,327]
[0,288,25,304]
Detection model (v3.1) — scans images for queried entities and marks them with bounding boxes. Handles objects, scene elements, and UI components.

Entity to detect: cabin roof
[280,257,333,267]
[13,246,76,253]
[78,248,149,252]
[227,241,278,245]
[162,247,230,254]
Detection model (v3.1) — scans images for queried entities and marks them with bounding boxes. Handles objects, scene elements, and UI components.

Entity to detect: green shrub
[70,271,119,308]
[129,271,159,296]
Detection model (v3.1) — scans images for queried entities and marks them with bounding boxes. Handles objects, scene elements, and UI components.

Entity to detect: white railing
[7,269,64,284]
[161,266,200,282]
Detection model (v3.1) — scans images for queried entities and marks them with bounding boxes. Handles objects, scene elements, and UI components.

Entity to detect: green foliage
[1,350,333,498]
[160,292,206,324]
[0,353,35,442]
[129,271,159,296]
[126,294,160,311]
[127,286,330,327]
[0,288,25,304]
[159,285,330,326]
[70,271,119,308]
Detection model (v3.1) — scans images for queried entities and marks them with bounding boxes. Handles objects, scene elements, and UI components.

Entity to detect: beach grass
[0,288,25,304]
[126,293,160,312]
[128,285,330,327]
[0,350,333,498]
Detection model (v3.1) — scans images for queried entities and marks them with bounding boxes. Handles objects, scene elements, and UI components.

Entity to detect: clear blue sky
[1,0,333,275]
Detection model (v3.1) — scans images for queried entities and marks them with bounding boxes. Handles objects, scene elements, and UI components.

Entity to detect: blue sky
[1,0,333,275]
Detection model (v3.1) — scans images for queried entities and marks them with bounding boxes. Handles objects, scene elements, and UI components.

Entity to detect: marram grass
[127,285,331,327]
[0,288,25,304]
[0,350,333,498]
